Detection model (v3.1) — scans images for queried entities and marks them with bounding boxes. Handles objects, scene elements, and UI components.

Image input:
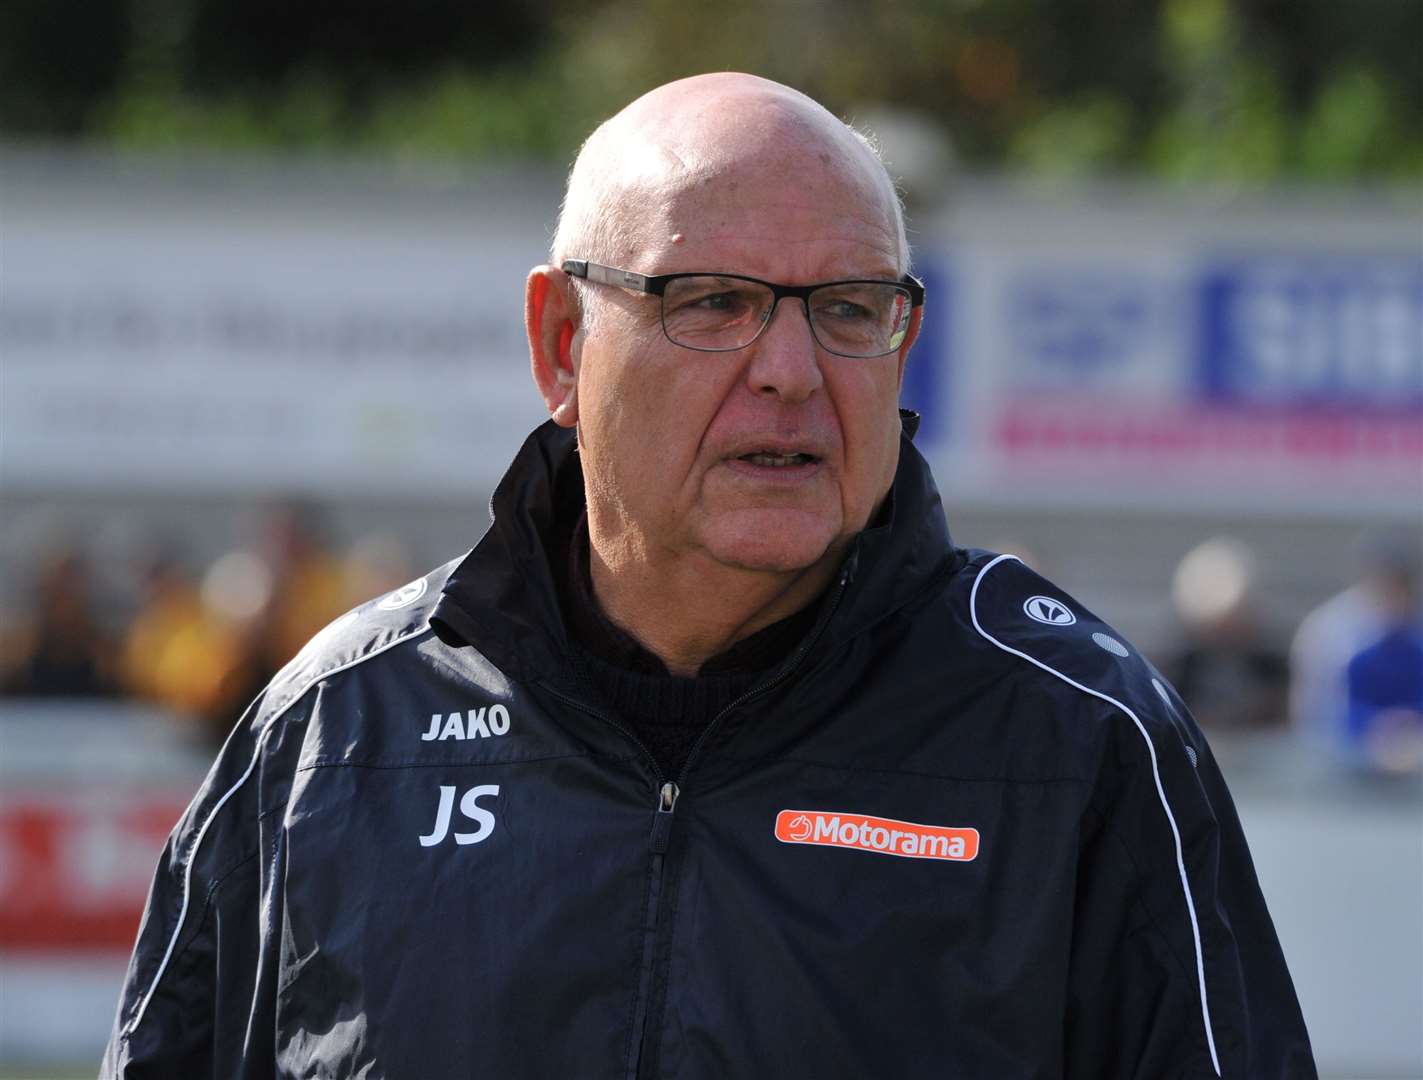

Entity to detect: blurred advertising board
[0,789,188,950]
[911,219,1420,514]
[3,152,1418,516]
[0,703,209,1064]
[1,153,554,500]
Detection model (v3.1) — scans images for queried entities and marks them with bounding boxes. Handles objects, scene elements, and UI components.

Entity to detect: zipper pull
[650,780,679,853]
[839,549,858,588]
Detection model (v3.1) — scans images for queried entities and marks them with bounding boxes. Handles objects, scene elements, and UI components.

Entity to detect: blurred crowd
[1163,529,1422,776]
[1,512,1419,772]
[0,504,413,746]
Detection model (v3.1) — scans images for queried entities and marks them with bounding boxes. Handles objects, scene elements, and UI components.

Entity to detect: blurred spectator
[254,503,348,677]
[0,502,403,746]
[1166,536,1288,730]
[1289,579,1383,743]
[0,545,119,698]
[1290,529,1423,772]
[1337,533,1421,772]
[131,505,354,746]
[151,548,275,746]
[1347,629,1423,774]
[118,549,204,703]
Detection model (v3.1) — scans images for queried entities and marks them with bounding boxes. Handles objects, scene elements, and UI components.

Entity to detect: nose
[743,296,824,403]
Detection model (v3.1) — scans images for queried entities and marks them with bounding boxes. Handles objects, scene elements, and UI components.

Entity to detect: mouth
[736,450,821,468]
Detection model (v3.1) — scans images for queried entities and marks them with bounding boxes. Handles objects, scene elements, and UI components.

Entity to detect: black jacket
[102,421,1316,1079]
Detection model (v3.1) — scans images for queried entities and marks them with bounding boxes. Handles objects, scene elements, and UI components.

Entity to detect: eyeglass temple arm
[561,260,651,292]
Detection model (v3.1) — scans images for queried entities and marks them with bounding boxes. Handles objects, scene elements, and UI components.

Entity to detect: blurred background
[0,1,1419,1076]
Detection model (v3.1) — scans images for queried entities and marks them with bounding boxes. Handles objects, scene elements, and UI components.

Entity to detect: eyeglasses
[562,259,925,359]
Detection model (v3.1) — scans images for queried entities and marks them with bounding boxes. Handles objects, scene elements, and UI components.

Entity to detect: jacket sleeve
[1065,696,1317,1080]
[960,552,1316,1077]
[99,692,293,1079]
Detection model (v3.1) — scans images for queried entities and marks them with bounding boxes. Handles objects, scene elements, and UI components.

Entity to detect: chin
[699,510,840,575]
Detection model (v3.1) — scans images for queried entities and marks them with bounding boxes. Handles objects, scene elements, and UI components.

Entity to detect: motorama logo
[786,814,814,841]
[774,809,979,861]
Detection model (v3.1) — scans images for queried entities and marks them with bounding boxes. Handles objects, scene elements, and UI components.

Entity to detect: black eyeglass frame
[561,259,926,358]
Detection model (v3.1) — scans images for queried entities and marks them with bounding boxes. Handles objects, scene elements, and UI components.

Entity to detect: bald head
[551,74,908,278]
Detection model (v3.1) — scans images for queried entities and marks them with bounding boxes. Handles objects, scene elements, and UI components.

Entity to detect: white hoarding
[4,155,1419,515]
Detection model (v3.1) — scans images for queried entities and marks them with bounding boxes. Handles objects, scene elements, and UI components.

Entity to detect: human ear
[526,266,580,428]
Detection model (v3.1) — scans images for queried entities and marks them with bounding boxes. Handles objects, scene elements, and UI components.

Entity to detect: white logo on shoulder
[1024,595,1076,626]
[378,577,428,611]
[421,706,512,741]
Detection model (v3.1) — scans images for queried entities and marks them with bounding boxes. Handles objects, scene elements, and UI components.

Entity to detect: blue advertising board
[1199,255,1423,409]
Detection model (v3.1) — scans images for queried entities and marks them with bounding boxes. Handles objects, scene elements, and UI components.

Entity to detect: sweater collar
[559,509,824,677]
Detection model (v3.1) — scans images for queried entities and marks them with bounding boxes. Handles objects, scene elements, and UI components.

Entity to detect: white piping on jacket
[122,623,430,1040]
[968,554,1222,1077]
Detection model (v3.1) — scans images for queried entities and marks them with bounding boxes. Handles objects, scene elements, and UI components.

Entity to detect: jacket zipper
[620,779,680,1079]
[532,689,674,1080]
[540,552,857,1080]
[629,553,856,1079]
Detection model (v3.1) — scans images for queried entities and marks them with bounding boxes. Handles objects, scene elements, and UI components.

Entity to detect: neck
[587,538,840,678]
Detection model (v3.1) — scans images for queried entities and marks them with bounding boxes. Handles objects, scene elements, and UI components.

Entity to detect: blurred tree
[0,0,131,134]
[181,0,541,91]
[1,0,1417,182]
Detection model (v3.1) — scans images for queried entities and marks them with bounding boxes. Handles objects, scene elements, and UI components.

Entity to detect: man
[103,74,1315,1078]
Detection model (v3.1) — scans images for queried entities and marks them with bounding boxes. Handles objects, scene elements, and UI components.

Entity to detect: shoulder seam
[120,620,432,1042]
[967,553,1223,1078]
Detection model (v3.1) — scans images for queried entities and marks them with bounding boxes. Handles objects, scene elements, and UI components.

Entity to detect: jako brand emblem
[421,706,511,741]
[775,810,979,862]
[378,577,428,611]
[419,784,500,847]
[1023,595,1076,626]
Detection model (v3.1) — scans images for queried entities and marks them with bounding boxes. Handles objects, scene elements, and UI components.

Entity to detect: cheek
[836,364,902,452]
[580,346,732,494]
[833,365,904,507]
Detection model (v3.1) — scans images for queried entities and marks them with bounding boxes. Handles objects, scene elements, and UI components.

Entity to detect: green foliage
[1010,96,1133,178]
[2,0,1418,182]
[1299,66,1416,179]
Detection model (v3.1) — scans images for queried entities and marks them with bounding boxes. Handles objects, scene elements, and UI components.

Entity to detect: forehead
[611,129,901,281]
[661,167,896,279]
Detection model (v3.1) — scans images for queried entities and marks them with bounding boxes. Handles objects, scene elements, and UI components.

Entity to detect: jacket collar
[432,414,958,683]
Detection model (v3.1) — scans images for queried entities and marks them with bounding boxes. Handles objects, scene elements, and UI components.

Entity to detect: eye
[664,279,764,320]
[813,286,882,322]
[693,291,739,311]
[822,298,874,320]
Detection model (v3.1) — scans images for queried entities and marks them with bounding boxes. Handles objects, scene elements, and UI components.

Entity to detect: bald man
[104,75,1314,1079]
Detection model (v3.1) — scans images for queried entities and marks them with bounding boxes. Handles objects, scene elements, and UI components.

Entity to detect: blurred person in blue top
[1291,528,1422,771]
[1344,537,1423,773]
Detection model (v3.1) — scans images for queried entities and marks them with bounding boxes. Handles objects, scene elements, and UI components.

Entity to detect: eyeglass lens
[661,276,912,357]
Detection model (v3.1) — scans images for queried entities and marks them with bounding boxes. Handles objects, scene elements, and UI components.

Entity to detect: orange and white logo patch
[774,809,979,862]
